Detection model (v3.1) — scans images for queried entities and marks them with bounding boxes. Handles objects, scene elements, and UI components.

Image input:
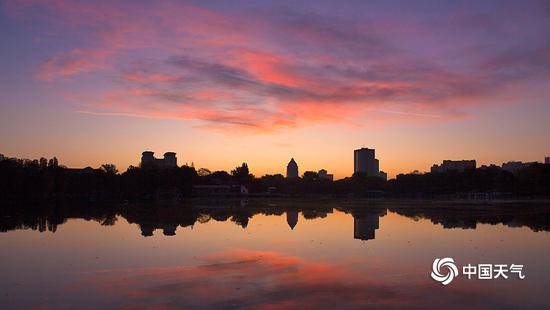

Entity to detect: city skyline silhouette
[1,1,549,179]
[1,2,550,308]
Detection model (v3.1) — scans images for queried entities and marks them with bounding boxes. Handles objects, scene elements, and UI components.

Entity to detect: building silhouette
[545,157,550,164]
[431,160,476,173]
[354,148,380,177]
[318,169,334,181]
[287,158,299,178]
[502,161,538,172]
[141,151,178,169]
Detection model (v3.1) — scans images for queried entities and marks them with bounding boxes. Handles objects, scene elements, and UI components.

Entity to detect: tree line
[1,155,549,203]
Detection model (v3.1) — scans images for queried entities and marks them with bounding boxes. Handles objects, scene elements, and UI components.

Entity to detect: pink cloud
[226,49,310,88]
[7,0,550,132]
[121,72,181,83]
[36,48,110,80]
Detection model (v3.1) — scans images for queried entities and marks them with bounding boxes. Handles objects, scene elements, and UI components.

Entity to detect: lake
[1,199,549,309]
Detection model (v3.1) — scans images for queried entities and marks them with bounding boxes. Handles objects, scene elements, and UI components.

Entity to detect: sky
[1,0,549,179]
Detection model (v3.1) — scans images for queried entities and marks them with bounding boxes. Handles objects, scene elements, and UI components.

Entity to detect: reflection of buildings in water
[2,205,549,237]
[352,209,387,241]
[301,209,330,220]
[286,210,298,230]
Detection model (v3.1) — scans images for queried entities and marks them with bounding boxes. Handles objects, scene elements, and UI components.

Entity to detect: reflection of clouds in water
[68,249,520,309]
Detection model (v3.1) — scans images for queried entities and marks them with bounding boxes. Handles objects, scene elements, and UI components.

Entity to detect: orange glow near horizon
[1,1,549,178]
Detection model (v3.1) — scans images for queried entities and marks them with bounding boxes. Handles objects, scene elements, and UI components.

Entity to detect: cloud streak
[36,48,110,80]
[6,0,550,132]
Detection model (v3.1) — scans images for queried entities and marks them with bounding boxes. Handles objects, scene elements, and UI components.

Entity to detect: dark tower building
[287,158,299,178]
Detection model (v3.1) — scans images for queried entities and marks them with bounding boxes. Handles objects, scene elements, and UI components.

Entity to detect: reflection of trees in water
[388,205,550,232]
[0,204,115,233]
[101,214,117,226]
[1,202,549,238]
[0,202,334,236]
[230,214,249,228]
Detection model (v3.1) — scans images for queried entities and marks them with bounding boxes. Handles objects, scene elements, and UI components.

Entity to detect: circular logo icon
[431,257,459,285]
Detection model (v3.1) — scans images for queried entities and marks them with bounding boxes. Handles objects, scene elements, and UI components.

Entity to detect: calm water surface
[1,200,549,309]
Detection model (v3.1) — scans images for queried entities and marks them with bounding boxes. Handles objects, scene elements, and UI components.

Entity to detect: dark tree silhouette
[1,154,549,203]
[197,168,211,177]
[231,163,253,184]
[48,157,58,167]
[101,164,118,175]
